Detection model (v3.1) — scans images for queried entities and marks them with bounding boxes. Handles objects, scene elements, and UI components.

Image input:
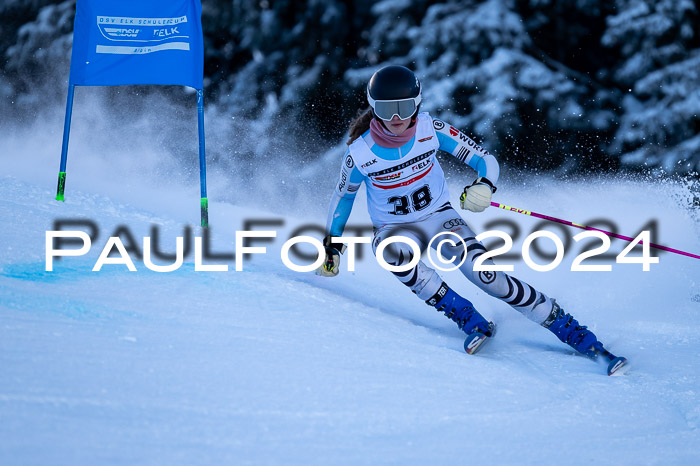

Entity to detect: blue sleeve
[327,194,355,237]
[325,151,364,237]
[434,118,500,184]
[437,131,458,155]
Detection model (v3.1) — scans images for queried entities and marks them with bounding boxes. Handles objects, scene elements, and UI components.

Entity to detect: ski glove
[460,177,497,212]
[316,235,346,277]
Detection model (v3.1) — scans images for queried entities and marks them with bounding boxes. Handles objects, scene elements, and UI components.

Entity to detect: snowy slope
[1,125,700,465]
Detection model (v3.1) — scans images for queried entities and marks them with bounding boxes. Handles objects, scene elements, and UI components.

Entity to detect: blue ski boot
[426,283,495,354]
[542,301,599,357]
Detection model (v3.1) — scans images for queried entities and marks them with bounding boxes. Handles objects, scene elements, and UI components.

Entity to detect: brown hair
[346,108,374,145]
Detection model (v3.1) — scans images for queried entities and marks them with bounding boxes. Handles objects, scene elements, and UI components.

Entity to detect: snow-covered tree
[1,0,699,175]
[3,0,75,107]
[603,0,700,174]
[345,0,618,171]
[207,0,371,141]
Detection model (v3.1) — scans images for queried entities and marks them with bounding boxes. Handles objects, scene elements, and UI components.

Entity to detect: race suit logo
[442,218,467,229]
[461,134,490,155]
[96,16,191,55]
[368,150,434,177]
[412,160,430,172]
[375,172,401,181]
[479,270,497,284]
[337,171,348,192]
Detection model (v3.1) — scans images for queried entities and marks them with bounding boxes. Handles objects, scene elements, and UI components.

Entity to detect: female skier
[317,65,624,373]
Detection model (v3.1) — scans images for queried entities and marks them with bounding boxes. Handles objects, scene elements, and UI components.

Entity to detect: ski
[593,343,628,376]
[464,332,488,354]
[463,321,496,355]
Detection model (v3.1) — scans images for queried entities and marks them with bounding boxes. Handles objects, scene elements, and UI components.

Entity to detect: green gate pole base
[56,172,66,201]
[201,197,209,228]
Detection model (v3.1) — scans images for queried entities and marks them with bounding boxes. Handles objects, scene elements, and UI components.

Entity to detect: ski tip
[464,332,488,355]
[607,356,628,376]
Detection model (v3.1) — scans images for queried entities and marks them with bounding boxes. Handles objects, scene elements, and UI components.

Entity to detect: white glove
[460,178,496,212]
[316,247,340,277]
[315,236,345,277]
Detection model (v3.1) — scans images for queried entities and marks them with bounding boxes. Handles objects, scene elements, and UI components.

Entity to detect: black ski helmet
[367,65,422,121]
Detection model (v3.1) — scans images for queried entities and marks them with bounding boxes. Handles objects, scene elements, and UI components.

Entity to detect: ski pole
[490,202,700,260]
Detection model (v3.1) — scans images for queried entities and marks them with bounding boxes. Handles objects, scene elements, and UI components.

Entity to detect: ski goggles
[367,93,422,121]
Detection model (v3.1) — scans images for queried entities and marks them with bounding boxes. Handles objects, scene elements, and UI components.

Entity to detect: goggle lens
[372,98,418,121]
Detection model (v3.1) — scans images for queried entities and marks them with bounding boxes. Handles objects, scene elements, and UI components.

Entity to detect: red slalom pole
[491,202,700,260]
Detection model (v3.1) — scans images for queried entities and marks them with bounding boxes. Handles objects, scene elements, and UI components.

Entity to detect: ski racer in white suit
[318,65,605,358]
